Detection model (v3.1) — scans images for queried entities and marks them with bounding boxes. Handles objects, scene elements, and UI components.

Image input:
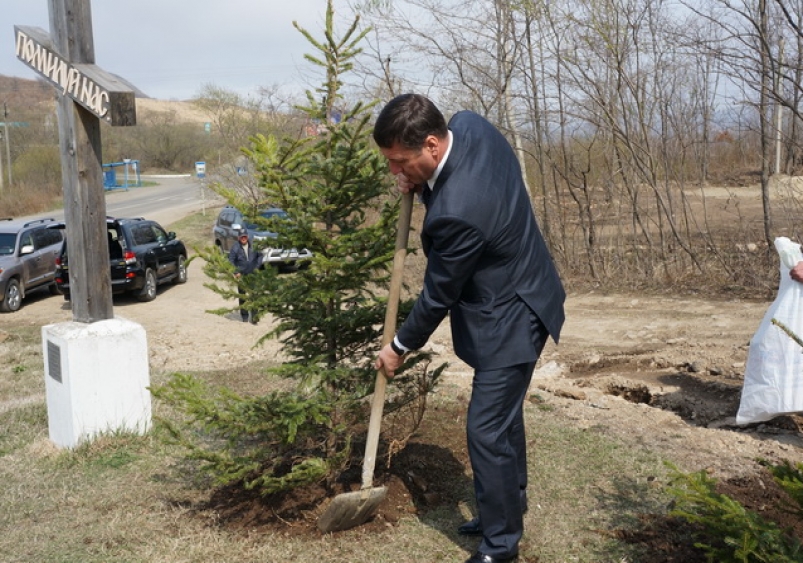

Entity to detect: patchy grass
[0,326,44,402]
[0,411,665,563]
[0,181,63,218]
[169,209,220,252]
[0,209,714,562]
[524,418,670,561]
[0,316,680,563]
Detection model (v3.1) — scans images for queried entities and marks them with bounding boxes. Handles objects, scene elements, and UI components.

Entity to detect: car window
[220,210,234,226]
[19,231,34,249]
[246,209,288,231]
[32,228,47,250]
[132,224,157,245]
[46,229,63,247]
[33,227,62,249]
[0,233,14,255]
[152,224,168,243]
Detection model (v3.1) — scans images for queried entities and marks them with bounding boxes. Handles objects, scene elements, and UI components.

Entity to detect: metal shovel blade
[316,486,388,533]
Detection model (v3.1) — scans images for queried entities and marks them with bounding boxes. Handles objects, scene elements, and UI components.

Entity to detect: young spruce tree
[153,1,443,495]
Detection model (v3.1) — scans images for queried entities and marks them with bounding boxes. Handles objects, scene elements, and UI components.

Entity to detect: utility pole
[0,120,4,192]
[2,103,11,187]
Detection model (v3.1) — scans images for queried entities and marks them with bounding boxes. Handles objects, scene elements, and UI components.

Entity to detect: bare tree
[192,83,308,204]
[356,0,533,189]
[352,0,803,291]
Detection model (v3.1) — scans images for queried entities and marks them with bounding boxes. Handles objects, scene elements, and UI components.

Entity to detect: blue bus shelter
[103,159,141,190]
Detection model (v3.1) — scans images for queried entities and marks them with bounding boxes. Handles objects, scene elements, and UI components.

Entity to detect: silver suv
[0,217,64,312]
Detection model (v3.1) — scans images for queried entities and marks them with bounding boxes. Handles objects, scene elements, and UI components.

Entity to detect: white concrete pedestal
[42,317,151,449]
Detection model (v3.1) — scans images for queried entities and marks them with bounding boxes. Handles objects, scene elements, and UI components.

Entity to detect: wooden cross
[14,0,136,323]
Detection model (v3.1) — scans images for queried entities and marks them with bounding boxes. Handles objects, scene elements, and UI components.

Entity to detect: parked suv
[55,217,187,302]
[212,205,312,270]
[0,217,64,312]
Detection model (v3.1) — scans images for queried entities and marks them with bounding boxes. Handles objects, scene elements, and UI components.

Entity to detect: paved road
[105,175,224,226]
[23,175,224,227]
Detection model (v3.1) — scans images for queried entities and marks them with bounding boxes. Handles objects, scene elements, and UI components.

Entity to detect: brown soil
[192,397,803,563]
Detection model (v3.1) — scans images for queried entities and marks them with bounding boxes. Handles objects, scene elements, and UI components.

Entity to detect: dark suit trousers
[237,284,251,320]
[467,317,549,558]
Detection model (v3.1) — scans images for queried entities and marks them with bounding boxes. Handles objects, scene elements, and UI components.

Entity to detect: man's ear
[424,134,441,159]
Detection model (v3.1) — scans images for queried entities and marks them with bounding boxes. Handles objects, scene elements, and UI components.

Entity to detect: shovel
[316,191,415,533]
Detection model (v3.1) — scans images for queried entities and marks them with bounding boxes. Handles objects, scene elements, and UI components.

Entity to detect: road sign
[195,161,206,178]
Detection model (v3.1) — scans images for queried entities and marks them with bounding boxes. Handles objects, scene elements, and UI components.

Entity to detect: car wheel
[136,268,157,302]
[1,279,22,312]
[49,283,63,296]
[174,255,188,284]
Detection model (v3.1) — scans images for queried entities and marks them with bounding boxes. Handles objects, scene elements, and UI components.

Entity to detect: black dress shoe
[457,516,482,535]
[464,552,518,563]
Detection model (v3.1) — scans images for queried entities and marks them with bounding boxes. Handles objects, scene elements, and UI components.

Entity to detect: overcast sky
[3,1,340,101]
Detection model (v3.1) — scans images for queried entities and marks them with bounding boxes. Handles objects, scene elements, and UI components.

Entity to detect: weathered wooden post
[15,0,151,448]
[15,0,136,322]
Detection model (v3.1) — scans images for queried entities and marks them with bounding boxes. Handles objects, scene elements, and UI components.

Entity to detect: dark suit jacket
[228,241,262,276]
[397,111,565,370]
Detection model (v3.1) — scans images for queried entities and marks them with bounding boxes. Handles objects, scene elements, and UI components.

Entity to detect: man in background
[229,227,262,323]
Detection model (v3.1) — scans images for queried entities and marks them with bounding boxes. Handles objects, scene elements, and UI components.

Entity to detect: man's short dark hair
[373,93,448,150]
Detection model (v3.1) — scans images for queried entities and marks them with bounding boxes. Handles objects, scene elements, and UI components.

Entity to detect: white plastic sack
[737,237,803,425]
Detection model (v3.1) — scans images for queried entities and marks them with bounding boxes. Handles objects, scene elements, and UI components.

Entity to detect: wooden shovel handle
[361,191,415,489]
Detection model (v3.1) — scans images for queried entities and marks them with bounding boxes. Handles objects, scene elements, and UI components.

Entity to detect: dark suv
[55,217,187,302]
[0,217,64,312]
[212,205,312,270]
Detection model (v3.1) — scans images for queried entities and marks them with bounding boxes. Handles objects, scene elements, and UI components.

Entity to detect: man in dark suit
[228,228,263,323]
[374,94,565,563]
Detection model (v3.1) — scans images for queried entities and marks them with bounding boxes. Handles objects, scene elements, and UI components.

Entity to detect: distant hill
[136,98,212,124]
[0,74,54,110]
[0,74,211,124]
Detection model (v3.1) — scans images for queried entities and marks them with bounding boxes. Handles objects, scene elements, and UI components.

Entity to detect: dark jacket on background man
[228,238,262,276]
[228,234,262,323]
